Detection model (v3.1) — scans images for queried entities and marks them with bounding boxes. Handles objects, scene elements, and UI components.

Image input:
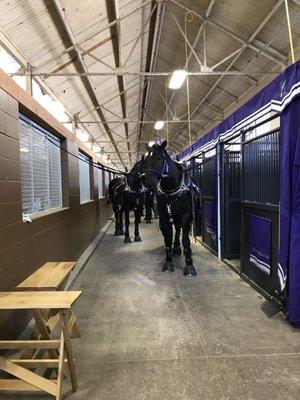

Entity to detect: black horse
[144,188,156,224]
[145,141,197,276]
[108,158,145,243]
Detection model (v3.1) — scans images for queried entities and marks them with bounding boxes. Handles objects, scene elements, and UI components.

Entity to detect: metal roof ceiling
[1,0,300,168]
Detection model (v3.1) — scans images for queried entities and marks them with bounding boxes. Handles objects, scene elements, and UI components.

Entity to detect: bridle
[146,151,170,178]
[146,152,189,196]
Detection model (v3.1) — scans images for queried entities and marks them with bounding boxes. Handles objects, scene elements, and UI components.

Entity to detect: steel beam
[12,70,279,77]
[137,0,164,153]
[106,0,131,165]
[33,0,153,72]
[79,119,222,124]
[51,0,125,167]
[0,27,74,119]
[160,0,231,124]
[169,0,287,66]
[170,0,285,146]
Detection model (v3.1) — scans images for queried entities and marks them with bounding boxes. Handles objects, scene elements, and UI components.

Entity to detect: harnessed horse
[145,141,197,276]
[108,158,146,243]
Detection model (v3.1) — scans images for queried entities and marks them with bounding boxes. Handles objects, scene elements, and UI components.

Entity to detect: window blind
[79,152,91,203]
[104,171,109,191]
[98,168,104,198]
[19,116,62,217]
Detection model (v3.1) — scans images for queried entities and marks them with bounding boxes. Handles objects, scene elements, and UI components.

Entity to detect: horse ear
[141,154,145,161]
[160,140,167,149]
[145,144,150,152]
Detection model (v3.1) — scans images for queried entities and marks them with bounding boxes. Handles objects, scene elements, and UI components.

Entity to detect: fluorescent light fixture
[169,69,187,89]
[154,121,164,130]
[76,129,89,143]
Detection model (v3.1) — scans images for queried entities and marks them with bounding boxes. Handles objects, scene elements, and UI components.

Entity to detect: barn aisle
[4,220,300,400]
[60,220,299,400]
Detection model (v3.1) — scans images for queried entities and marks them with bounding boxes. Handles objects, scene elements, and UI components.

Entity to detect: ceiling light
[154,121,164,130]
[76,129,89,143]
[169,69,187,89]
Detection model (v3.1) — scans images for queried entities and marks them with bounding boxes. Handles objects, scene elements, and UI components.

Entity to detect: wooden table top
[16,262,76,290]
[0,291,82,310]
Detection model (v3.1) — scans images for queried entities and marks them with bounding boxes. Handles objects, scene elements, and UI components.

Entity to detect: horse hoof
[173,247,182,257]
[124,237,131,243]
[134,236,142,242]
[162,262,175,272]
[183,265,197,277]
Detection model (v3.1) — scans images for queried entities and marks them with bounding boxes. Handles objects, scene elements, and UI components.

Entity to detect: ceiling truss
[1,0,298,166]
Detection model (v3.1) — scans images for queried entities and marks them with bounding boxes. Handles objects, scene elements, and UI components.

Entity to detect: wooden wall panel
[0,78,112,339]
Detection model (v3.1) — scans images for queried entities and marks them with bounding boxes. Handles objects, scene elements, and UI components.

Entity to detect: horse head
[144,140,169,191]
[126,156,146,191]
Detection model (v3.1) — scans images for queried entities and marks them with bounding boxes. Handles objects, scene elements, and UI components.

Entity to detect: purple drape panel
[280,96,300,327]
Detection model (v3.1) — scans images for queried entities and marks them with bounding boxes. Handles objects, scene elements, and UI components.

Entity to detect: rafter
[169,0,287,66]
[170,0,285,146]
[137,0,164,153]
[106,0,132,165]
[51,0,125,167]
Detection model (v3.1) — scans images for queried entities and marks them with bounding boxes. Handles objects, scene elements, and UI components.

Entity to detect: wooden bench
[0,291,81,400]
[16,262,80,339]
[17,261,76,291]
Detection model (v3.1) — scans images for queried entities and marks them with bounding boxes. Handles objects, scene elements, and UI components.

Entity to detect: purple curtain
[250,214,272,275]
[204,201,217,245]
[279,95,300,327]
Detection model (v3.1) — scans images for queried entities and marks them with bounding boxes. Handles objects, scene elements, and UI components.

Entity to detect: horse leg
[182,224,197,277]
[173,223,182,256]
[119,210,125,235]
[114,210,120,235]
[124,210,131,243]
[134,208,142,242]
[145,201,151,224]
[160,222,174,272]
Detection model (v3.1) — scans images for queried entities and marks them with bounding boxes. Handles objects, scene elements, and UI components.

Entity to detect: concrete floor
[3,220,300,399]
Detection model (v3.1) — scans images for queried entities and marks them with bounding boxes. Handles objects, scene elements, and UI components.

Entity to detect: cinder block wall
[0,84,112,338]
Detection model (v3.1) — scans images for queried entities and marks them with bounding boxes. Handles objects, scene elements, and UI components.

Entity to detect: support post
[217,142,222,260]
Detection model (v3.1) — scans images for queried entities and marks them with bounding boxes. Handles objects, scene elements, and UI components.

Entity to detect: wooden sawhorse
[0,291,81,399]
[16,261,80,339]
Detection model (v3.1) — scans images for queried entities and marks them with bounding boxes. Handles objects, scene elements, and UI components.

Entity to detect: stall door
[222,150,241,259]
[201,155,218,254]
[241,129,281,299]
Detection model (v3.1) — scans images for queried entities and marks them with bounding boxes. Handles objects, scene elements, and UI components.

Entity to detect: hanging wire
[185,11,193,147]
[284,0,295,63]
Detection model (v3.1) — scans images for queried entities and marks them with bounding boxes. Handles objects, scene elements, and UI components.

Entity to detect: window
[79,152,91,203]
[104,171,109,194]
[19,115,62,218]
[98,168,104,198]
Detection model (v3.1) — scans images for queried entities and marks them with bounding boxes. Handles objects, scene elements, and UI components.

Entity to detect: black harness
[146,151,199,224]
